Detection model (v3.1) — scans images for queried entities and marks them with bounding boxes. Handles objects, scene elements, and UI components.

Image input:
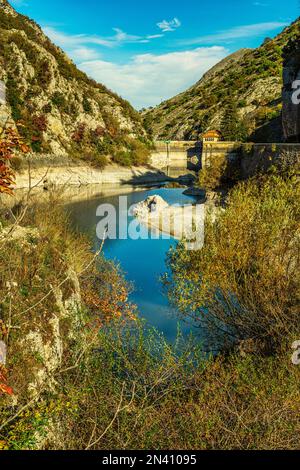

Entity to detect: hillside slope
[143,19,300,142]
[0,0,150,166]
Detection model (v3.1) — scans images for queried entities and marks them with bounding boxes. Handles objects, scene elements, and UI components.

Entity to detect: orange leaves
[0,365,14,397]
[81,269,137,330]
[0,125,30,195]
[0,163,15,195]
[0,383,14,396]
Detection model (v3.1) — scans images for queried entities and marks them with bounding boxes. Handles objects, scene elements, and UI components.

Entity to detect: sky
[10,0,300,109]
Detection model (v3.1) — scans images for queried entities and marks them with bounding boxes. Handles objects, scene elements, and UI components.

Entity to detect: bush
[84,151,107,169]
[166,170,300,353]
[112,150,132,167]
[4,322,299,450]
[199,152,241,190]
[51,92,66,109]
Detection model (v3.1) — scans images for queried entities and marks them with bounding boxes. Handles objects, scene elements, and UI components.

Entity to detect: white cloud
[157,17,181,32]
[147,34,164,39]
[42,25,164,50]
[78,46,228,109]
[70,47,101,62]
[180,21,288,45]
[42,25,226,110]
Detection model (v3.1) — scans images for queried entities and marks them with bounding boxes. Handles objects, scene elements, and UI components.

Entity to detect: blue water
[66,186,198,342]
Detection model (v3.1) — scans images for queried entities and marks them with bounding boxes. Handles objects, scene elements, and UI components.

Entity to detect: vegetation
[199,151,241,191]
[1,2,299,452]
[1,316,299,449]
[1,142,300,451]
[166,168,300,353]
[0,193,137,448]
[0,125,29,194]
[70,121,150,168]
[220,101,247,141]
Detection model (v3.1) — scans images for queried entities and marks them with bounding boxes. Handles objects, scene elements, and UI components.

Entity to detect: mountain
[143,19,300,142]
[282,34,300,142]
[0,0,150,167]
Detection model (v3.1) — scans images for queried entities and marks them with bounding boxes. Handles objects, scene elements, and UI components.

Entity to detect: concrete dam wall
[151,141,202,172]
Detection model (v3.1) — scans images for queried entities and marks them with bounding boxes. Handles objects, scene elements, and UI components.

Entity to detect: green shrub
[166,170,300,353]
[113,150,132,166]
[82,97,92,113]
[51,91,66,108]
[84,151,107,169]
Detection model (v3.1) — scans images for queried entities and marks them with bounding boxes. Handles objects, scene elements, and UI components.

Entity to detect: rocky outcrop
[132,195,205,249]
[131,195,169,219]
[282,34,300,142]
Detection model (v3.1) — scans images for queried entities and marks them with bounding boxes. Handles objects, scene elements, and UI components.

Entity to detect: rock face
[0,1,148,159]
[282,35,300,142]
[144,19,300,143]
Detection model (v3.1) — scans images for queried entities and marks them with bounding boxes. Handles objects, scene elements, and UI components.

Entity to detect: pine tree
[220,101,240,141]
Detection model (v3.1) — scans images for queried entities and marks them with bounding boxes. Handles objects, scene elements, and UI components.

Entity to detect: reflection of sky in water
[66,187,200,343]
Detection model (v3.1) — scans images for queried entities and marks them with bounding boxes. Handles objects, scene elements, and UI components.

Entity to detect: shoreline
[13,163,175,190]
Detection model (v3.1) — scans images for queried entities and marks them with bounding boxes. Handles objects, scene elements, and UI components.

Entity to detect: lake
[66,184,201,343]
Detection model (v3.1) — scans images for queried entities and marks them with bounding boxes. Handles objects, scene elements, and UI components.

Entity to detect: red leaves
[0,125,30,195]
[0,383,14,396]
[0,366,14,397]
[0,163,15,195]
[32,114,48,133]
[72,123,86,143]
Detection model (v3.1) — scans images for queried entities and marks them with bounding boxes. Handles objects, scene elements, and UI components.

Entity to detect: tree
[165,170,300,353]
[221,101,247,141]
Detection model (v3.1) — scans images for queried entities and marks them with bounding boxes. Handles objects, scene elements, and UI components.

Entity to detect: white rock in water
[131,195,169,219]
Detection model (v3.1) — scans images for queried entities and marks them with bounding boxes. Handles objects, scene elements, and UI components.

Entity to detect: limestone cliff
[144,19,300,142]
[0,0,149,164]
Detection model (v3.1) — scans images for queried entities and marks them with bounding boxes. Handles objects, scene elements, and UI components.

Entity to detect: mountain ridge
[143,19,300,142]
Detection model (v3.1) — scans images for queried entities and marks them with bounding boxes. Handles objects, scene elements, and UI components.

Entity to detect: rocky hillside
[0,0,150,167]
[144,18,300,142]
[282,35,300,142]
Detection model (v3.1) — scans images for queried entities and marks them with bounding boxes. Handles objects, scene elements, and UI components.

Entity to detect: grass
[1,322,299,450]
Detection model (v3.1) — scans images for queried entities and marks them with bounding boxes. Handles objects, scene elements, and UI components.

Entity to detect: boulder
[131,195,169,219]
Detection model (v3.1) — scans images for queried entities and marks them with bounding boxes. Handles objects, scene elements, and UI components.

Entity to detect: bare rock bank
[14,163,170,190]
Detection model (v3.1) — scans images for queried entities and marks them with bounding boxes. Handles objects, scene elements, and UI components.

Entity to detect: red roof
[202,130,222,138]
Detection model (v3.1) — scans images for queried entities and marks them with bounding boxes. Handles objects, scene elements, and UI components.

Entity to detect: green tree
[165,170,300,353]
[221,101,247,141]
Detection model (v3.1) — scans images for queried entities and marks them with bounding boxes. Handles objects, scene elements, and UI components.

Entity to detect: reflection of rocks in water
[183,187,206,198]
[0,184,152,208]
[164,182,185,189]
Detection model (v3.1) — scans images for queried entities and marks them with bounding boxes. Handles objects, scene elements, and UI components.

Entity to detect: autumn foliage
[0,125,29,195]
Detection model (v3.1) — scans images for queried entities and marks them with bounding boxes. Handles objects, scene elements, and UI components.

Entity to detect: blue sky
[10,0,300,109]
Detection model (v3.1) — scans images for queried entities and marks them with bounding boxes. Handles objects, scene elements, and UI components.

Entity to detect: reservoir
[66,184,201,343]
